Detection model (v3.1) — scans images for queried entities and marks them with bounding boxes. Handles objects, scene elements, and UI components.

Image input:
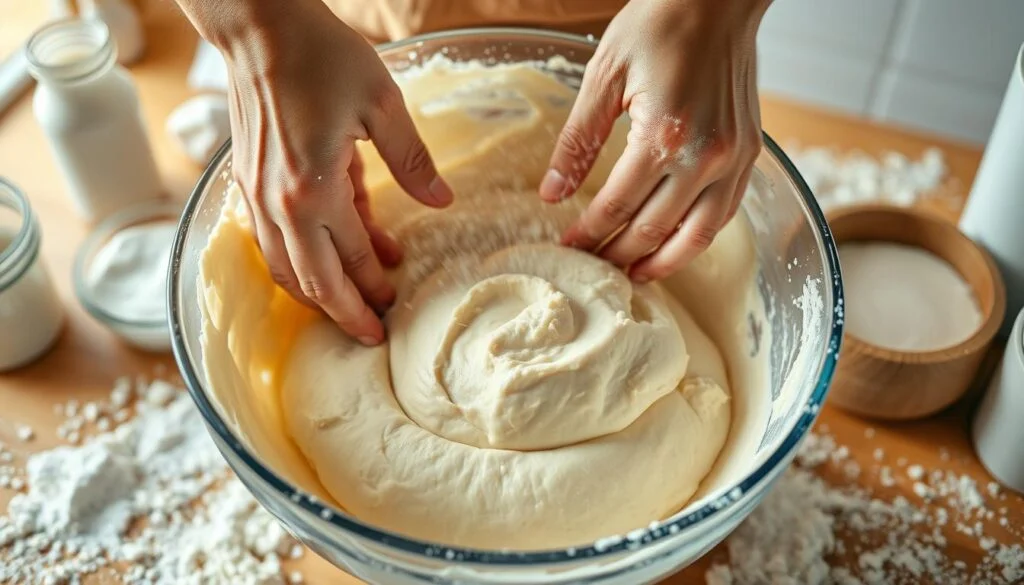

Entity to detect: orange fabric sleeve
[324,0,626,42]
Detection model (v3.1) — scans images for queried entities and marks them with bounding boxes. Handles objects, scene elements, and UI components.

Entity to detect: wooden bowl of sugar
[827,204,1006,420]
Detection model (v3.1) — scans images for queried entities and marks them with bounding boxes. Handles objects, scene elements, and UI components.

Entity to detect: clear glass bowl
[169,28,843,585]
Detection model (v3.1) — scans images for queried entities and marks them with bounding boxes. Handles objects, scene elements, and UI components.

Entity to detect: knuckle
[369,81,405,119]
[299,278,334,304]
[584,52,625,96]
[268,268,295,289]
[276,190,307,222]
[401,139,433,176]
[634,222,674,244]
[343,245,374,273]
[597,196,633,225]
[685,224,718,253]
[556,123,592,160]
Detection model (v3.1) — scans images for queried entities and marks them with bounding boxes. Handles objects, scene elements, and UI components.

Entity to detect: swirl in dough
[281,190,732,550]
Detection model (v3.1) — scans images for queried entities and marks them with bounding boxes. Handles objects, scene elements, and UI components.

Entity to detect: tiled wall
[757,0,1024,145]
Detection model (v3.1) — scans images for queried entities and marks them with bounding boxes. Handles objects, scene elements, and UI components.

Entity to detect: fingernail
[428,176,454,206]
[540,169,568,201]
[358,335,382,346]
[631,271,650,284]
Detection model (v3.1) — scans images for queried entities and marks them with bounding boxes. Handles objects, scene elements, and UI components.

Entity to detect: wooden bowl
[827,204,1006,420]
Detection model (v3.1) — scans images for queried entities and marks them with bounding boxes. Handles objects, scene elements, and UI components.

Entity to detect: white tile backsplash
[757,36,877,113]
[870,69,1005,143]
[891,0,1024,90]
[759,0,901,59]
[757,0,1023,144]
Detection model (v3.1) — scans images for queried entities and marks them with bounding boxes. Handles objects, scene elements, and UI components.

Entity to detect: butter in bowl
[827,204,1006,420]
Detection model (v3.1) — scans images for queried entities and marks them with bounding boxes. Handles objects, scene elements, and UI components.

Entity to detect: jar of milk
[26,18,163,223]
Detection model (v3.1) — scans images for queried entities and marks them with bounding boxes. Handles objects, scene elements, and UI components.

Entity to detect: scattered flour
[706,432,1024,584]
[788,146,949,211]
[0,378,301,584]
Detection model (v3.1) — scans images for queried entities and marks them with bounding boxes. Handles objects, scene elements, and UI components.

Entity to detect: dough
[202,60,736,551]
[283,230,732,549]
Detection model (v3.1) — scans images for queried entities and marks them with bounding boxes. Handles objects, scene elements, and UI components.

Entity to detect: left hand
[538,0,769,282]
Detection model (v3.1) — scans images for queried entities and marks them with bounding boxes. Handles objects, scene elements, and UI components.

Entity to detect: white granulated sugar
[707,432,1024,584]
[788,146,948,211]
[0,379,302,584]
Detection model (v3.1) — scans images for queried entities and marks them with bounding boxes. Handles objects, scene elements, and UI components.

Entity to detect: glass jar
[26,18,163,223]
[0,178,65,371]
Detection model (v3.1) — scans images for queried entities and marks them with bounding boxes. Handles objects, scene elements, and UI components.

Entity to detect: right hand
[216,1,453,345]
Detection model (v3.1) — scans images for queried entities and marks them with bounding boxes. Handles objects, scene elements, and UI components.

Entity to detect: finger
[249,206,318,309]
[365,222,403,268]
[365,83,453,208]
[600,174,706,268]
[326,196,396,314]
[280,223,385,345]
[629,181,733,283]
[561,145,663,251]
[539,58,626,203]
[724,159,755,226]
[349,150,403,268]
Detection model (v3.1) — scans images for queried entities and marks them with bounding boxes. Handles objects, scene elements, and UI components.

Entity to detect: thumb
[366,84,453,208]
[540,61,625,203]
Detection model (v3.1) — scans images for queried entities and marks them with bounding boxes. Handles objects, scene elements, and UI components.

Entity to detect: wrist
[179,0,317,59]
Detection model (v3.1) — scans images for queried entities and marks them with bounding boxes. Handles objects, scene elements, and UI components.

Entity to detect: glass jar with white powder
[26,18,163,223]
[73,201,180,351]
[0,178,65,371]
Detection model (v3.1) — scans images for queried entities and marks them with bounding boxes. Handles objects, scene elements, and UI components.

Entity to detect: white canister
[972,307,1024,495]
[26,18,163,224]
[959,42,1024,339]
[79,0,146,66]
[0,179,65,371]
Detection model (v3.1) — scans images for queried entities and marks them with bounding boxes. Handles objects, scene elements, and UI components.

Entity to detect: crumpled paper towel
[165,94,230,165]
[187,40,228,93]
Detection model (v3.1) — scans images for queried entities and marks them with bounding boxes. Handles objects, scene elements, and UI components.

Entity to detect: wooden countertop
[0,2,1018,584]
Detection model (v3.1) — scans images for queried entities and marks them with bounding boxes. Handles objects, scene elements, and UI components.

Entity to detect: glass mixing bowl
[169,28,843,585]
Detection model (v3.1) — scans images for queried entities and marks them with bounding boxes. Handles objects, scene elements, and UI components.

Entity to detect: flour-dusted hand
[539,0,770,281]
[176,0,453,345]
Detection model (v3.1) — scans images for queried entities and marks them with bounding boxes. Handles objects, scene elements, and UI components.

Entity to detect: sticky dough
[277,63,732,549]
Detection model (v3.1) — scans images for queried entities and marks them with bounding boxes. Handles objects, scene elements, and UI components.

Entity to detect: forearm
[173,0,316,54]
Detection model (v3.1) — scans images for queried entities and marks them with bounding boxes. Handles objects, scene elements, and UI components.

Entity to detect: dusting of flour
[706,431,1024,584]
[0,378,301,584]
[788,146,951,212]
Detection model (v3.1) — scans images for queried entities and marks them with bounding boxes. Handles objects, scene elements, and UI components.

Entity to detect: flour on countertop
[0,377,302,584]
[788,146,951,211]
[706,431,1024,584]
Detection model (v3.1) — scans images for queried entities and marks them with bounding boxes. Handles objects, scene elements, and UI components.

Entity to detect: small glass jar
[0,179,65,371]
[73,201,180,352]
[26,18,163,223]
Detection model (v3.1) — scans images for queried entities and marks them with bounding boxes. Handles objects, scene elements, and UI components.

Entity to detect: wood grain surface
[0,2,1019,584]
[827,205,1007,421]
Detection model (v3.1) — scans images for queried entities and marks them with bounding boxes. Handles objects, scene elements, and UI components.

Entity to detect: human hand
[538,0,769,282]
[209,0,452,344]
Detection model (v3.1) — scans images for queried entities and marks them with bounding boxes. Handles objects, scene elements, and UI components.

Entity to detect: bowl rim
[826,203,1006,363]
[169,26,845,569]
